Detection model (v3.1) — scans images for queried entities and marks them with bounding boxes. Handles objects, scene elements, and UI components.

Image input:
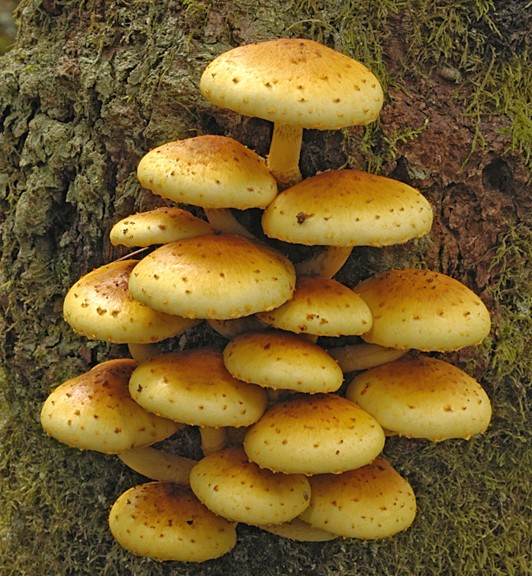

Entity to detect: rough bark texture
[1,1,530,575]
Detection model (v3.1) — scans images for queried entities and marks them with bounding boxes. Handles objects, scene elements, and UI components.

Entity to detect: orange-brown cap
[190,446,311,525]
[257,275,373,336]
[137,135,277,209]
[110,207,213,247]
[243,393,385,475]
[346,356,492,440]
[200,38,384,130]
[354,268,491,351]
[262,169,433,247]
[40,359,181,454]
[63,260,199,343]
[300,457,417,539]
[109,482,237,562]
[128,234,296,320]
[223,329,344,394]
[129,349,268,428]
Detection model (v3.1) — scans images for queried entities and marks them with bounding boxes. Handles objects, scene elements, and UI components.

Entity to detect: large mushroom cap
[40,359,181,454]
[129,349,268,428]
[190,446,311,525]
[63,260,199,344]
[109,482,237,562]
[128,234,296,320]
[200,38,383,130]
[243,393,385,475]
[256,275,373,336]
[300,457,417,539]
[346,356,492,440]
[354,268,491,351]
[223,329,344,394]
[136,135,277,209]
[262,169,433,247]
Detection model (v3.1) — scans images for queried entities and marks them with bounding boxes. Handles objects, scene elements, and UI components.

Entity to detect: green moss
[484,221,531,385]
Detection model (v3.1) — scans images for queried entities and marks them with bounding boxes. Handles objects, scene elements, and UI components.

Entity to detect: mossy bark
[1,1,530,575]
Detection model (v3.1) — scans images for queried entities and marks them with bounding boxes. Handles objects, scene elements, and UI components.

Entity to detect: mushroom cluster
[40,38,493,563]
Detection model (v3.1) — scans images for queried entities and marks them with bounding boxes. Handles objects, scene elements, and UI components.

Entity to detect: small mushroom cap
[223,329,344,393]
[110,207,214,247]
[137,135,277,209]
[243,393,385,475]
[40,359,181,454]
[346,356,492,440]
[262,169,433,247]
[63,260,199,344]
[257,275,373,336]
[200,38,383,130]
[109,482,237,562]
[354,268,491,351]
[129,349,268,428]
[128,234,296,320]
[300,457,417,539]
[190,446,311,525]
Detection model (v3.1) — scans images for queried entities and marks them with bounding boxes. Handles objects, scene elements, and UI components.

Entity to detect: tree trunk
[1,1,529,574]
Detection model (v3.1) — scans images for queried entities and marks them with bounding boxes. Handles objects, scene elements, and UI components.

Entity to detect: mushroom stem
[295,246,353,278]
[200,427,227,455]
[207,316,267,340]
[327,343,409,373]
[257,517,339,542]
[203,208,257,239]
[118,446,196,484]
[128,342,160,364]
[267,123,303,187]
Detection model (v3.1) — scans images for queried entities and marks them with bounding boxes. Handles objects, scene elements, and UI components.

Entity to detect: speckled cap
[346,356,492,440]
[262,169,433,247]
[354,268,491,351]
[40,359,181,454]
[136,135,277,209]
[300,457,417,539]
[109,482,237,562]
[63,260,199,343]
[129,349,268,428]
[110,207,214,247]
[200,38,383,130]
[243,393,385,475]
[128,234,296,320]
[190,446,311,525]
[256,275,373,336]
[223,329,344,394]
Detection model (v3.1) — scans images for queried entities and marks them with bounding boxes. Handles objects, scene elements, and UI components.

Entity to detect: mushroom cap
[110,207,214,247]
[243,393,385,475]
[63,260,199,344]
[129,349,268,428]
[346,356,492,440]
[40,359,181,454]
[200,38,383,130]
[136,135,277,209]
[109,482,237,562]
[128,234,296,320]
[223,329,344,393]
[190,446,311,525]
[354,268,491,351]
[300,457,417,539]
[256,275,373,336]
[262,169,433,247]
